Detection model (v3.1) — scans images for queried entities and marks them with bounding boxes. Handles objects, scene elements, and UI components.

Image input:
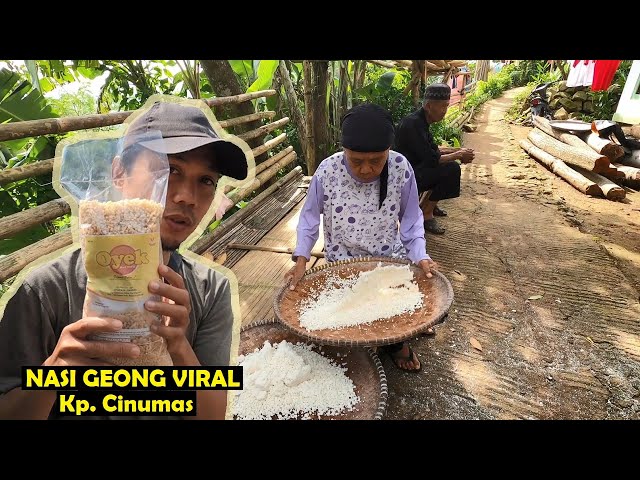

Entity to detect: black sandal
[434,206,448,217]
[424,218,445,235]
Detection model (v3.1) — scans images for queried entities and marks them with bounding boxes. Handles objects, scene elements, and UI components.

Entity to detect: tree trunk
[271,67,284,120]
[585,133,625,161]
[475,60,490,82]
[303,61,331,174]
[278,60,309,166]
[338,61,350,127]
[532,116,593,150]
[528,128,610,173]
[0,198,71,240]
[303,61,316,174]
[353,60,366,94]
[573,166,626,200]
[613,163,640,183]
[519,140,602,196]
[200,59,267,162]
[312,61,331,169]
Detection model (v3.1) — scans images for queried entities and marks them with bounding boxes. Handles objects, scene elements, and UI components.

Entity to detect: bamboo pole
[227,243,325,258]
[237,117,289,142]
[392,60,413,68]
[0,150,294,243]
[0,230,73,283]
[519,140,602,197]
[255,146,294,175]
[427,60,447,69]
[0,134,289,188]
[0,90,277,142]
[0,198,71,240]
[528,128,610,173]
[250,133,288,158]
[278,59,309,162]
[1,166,305,281]
[227,150,298,204]
[368,60,397,69]
[203,90,276,107]
[0,158,55,186]
[190,166,303,254]
[218,111,275,129]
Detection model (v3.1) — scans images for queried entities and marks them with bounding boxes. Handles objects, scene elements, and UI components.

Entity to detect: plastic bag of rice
[58,132,172,366]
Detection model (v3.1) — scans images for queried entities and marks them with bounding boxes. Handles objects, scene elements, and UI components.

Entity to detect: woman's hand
[418,258,439,278]
[284,256,308,290]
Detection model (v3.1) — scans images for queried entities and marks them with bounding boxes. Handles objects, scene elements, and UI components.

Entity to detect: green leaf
[0,68,58,124]
[354,83,376,101]
[76,66,102,80]
[452,137,461,148]
[377,71,396,90]
[229,60,254,81]
[39,77,55,93]
[247,60,278,93]
[266,93,279,112]
[25,60,41,93]
[0,226,51,256]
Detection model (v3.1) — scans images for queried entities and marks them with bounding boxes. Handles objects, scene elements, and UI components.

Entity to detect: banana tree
[0,68,61,254]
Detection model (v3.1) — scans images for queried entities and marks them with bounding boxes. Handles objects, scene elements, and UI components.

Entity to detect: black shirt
[394,108,441,170]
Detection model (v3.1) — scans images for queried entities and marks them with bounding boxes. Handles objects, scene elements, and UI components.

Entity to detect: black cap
[124,101,249,181]
[340,103,394,153]
[424,83,451,101]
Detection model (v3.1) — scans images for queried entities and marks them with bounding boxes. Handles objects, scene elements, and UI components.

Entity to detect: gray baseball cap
[125,101,248,180]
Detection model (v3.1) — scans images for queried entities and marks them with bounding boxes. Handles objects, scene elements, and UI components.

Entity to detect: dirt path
[384,88,640,419]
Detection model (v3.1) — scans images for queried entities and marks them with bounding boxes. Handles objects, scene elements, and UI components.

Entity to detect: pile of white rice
[232,340,359,420]
[299,263,423,331]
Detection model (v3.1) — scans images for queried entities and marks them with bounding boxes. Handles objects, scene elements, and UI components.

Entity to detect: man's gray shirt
[0,248,234,419]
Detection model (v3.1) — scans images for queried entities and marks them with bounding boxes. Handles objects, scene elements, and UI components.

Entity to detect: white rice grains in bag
[60,132,173,366]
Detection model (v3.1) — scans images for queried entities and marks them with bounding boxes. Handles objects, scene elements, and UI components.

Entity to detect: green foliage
[505,83,535,122]
[247,60,278,93]
[512,60,550,86]
[48,86,96,116]
[0,68,65,256]
[353,68,415,126]
[0,68,58,124]
[430,120,462,148]
[580,60,633,121]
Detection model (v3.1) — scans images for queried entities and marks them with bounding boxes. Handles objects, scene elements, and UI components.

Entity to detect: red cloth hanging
[591,60,622,91]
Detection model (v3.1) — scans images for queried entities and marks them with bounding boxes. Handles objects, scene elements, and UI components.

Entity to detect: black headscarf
[340,103,394,209]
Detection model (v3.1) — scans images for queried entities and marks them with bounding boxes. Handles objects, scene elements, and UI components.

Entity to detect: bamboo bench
[0,90,299,284]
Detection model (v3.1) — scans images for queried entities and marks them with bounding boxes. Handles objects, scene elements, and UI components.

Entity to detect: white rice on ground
[232,340,359,420]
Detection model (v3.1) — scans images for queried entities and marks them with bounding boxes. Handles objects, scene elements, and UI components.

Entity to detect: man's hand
[44,317,140,367]
[418,258,439,278]
[458,148,475,164]
[284,256,308,290]
[145,264,192,361]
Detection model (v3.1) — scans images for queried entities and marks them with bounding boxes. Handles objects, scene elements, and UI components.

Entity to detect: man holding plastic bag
[0,97,253,420]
